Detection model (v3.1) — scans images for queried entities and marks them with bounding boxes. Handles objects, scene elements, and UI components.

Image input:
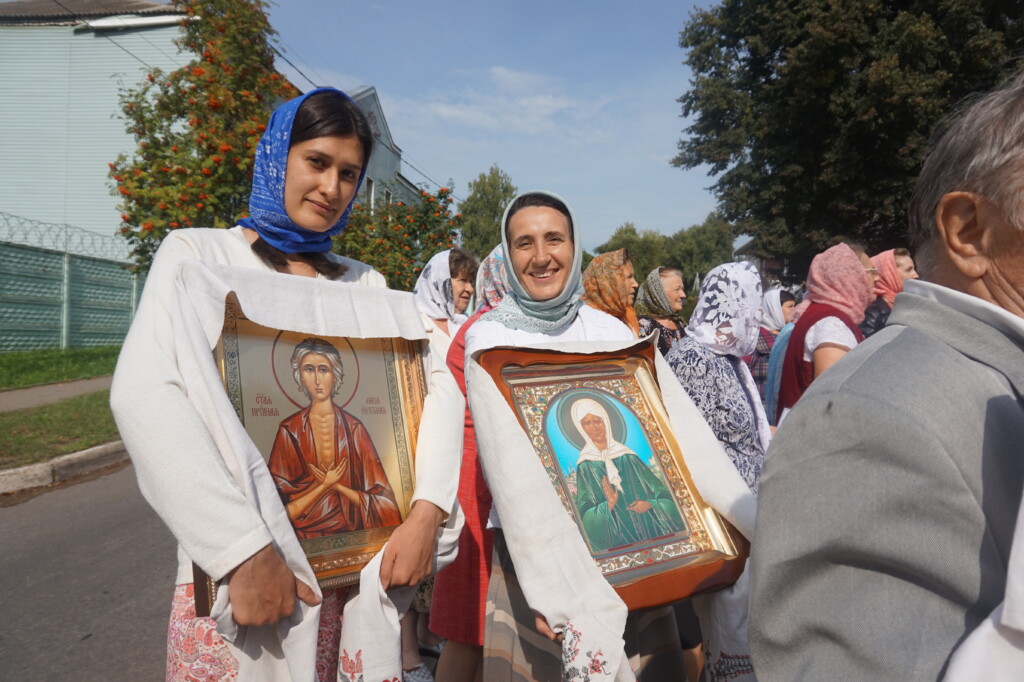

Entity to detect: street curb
[0,440,127,495]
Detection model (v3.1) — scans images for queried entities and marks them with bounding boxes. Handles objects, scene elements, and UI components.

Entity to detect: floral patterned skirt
[166,582,346,682]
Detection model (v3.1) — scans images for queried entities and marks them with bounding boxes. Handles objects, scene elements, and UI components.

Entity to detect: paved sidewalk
[0,375,113,413]
[1,375,124,496]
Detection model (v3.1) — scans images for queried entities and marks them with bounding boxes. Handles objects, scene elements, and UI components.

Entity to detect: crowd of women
[111,86,922,682]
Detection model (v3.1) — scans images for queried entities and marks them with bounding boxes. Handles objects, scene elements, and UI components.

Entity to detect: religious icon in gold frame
[477,343,746,609]
[214,298,426,590]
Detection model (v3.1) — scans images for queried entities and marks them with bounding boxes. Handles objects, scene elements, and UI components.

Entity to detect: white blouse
[803,316,858,361]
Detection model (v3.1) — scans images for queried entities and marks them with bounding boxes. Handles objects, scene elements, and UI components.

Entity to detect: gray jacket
[750,292,1024,680]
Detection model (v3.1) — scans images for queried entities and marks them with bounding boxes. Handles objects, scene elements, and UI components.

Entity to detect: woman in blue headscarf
[111,88,444,681]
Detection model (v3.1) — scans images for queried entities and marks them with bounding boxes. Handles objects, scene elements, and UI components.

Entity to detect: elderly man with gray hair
[749,74,1024,679]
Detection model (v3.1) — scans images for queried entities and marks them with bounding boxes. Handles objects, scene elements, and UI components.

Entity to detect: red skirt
[430,424,494,645]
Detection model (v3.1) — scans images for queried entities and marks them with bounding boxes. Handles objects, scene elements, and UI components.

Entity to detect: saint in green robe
[570,397,687,553]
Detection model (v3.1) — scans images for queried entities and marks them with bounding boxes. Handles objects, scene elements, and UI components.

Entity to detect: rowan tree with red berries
[336,187,461,292]
[109,0,298,271]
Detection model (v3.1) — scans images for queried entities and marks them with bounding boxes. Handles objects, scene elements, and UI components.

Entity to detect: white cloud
[387,66,599,135]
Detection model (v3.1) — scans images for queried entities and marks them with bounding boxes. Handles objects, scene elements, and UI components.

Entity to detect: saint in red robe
[268,405,401,538]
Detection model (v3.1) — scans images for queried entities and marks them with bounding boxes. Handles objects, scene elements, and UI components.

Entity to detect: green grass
[0,346,121,390]
[0,391,120,470]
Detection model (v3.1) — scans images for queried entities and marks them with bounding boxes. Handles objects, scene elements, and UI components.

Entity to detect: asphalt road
[0,465,177,681]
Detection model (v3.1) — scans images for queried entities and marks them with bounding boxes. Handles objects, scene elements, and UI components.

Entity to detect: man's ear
[934,192,992,280]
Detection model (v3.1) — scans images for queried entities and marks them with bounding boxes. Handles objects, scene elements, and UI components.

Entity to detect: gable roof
[347,85,401,153]
[0,0,182,25]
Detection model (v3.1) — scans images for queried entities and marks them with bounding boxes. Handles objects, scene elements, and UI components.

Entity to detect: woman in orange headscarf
[580,248,641,336]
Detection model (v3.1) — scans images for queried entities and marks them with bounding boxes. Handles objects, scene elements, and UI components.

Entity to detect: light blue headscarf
[238,87,367,253]
[481,191,584,334]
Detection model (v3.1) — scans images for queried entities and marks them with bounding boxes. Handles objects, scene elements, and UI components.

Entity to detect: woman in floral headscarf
[581,248,641,336]
[665,261,770,491]
[636,267,687,356]
[663,261,768,682]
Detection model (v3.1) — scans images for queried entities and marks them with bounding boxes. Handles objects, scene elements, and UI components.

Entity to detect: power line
[270,54,460,200]
[49,0,153,68]
[270,43,322,90]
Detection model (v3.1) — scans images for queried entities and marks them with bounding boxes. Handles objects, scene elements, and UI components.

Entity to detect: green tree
[109,0,299,271]
[665,212,735,286]
[458,164,518,258]
[594,223,670,278]
[675,0,1024,263]
[335,187,460,291]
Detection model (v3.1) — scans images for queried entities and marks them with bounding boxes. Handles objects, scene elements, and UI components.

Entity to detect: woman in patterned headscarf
[665,261,770,491]
[581,249,641,336]
[636,267,687,355]
[663,261,769,682]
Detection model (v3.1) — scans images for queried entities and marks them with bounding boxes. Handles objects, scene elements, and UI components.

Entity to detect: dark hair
[504,193,573,241]
[893,247,911,258]
[620,248,632,265]
[291,90,374,165]
[779,290,796,305]
[449,246,479,281]
[251,90,375,278]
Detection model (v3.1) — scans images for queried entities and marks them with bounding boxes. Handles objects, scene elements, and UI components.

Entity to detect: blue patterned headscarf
[238,87,368,253]
[481,190,584,334]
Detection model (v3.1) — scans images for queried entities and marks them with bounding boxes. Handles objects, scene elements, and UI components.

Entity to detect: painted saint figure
[570,397,686,552]
[269,337,401,538]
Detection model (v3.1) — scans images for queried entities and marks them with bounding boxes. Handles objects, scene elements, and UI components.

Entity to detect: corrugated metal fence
[0,212,142,351]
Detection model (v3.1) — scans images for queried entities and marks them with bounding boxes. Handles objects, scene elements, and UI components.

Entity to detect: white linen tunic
[112,227,386,585]
[111,226,465,680]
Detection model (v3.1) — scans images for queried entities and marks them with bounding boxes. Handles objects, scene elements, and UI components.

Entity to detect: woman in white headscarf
[413,247,478,339]
[663,261,768,682]
[744,288,796,408]
[666,262,770,490]
[571,398,686,553]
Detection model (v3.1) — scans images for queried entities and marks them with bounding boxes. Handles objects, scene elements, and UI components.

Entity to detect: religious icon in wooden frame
[477,341,746,610]
[214,298,426,590]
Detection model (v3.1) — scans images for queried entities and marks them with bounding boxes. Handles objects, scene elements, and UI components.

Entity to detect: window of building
[365,177,375,212]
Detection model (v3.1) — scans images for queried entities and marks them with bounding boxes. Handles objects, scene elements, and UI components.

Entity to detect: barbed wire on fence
[0,211,131,262]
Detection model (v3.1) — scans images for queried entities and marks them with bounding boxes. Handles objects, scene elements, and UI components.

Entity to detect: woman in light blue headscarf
[464,191,633,355]
[463,192,686,680]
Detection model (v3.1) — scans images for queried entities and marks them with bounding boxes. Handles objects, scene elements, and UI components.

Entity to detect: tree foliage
[109,0,298,271]
[675,0,1024,262]
[458,164,518,258]
[594,223,669,278]
[667,212,735,285]
[335,188,460,292]
[594,214,736,290]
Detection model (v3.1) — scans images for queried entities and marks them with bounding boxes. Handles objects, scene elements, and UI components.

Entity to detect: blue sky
[267,0,717,252]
